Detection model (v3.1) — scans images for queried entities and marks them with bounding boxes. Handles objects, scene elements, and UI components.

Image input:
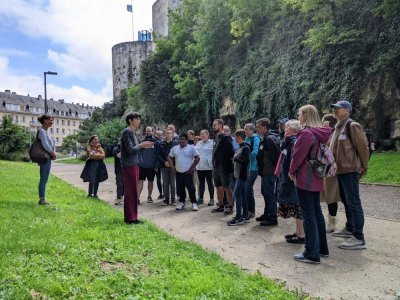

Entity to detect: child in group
[80,135,108,198]
[113,143,124,205]
[227,129,251,226]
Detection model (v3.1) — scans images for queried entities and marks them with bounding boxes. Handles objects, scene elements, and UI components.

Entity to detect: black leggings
[328,202,338,216]
[197,170,214,199]
[88,182,99,196]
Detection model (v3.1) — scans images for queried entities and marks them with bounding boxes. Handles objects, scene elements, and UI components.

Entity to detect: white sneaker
[339,237,366,250]
[176,202,185,210]
[192,203,198,211]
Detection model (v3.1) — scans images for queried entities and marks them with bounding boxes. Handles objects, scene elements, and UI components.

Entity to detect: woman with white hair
[275,120,305,244]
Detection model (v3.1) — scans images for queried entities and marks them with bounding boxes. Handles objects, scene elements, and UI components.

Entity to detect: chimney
[5,90,11,93]
[11,92,16,95]
[38,95,42,100]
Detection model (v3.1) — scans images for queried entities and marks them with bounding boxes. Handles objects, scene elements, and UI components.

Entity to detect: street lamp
[44,71,58,114]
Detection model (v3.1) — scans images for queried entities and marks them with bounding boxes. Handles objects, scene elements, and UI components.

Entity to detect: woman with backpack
[289,105,333,264]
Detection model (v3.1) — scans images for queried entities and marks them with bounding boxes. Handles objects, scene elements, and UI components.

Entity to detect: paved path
[52,163,400,300]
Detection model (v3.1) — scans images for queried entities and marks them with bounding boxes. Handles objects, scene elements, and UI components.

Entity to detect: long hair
[299,105,321,128]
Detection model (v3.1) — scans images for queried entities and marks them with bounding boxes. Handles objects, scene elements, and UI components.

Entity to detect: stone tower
[111,41,153,98]
[152,0,182,38]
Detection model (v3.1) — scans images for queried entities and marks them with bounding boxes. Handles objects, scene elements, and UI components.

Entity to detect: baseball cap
[330,100,352,111]
[278,117,289,124]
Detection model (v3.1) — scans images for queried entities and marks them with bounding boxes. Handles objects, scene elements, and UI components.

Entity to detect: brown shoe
[38,200,50,205]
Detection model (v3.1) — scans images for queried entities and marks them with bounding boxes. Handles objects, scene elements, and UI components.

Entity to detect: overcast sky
[0,0,156,106]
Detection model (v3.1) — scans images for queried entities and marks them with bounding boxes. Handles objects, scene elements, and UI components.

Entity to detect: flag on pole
[127,4,132,12]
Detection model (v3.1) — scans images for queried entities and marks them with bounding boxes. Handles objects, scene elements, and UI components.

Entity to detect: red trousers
[123,165,139,222]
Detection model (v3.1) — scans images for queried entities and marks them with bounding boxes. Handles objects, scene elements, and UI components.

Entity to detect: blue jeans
[337,173,365,241]
[297,188,328,261]
[39,158,52,200]
[234,179,248,219]
[245,171,258,213]
[261,175,277,219]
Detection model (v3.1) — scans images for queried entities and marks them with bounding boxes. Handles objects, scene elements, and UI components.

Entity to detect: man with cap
[277,117,289,143]
[329,100,369,250]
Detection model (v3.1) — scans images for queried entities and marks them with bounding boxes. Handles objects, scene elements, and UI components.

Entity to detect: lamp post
[44,71,58,114]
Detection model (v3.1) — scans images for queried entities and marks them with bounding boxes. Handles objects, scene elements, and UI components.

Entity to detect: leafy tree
[0,116,30,161]
[61,134,79,153]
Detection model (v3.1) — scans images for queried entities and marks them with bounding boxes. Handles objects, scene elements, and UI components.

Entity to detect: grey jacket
[38,128,55,153]
[120,128,141,168]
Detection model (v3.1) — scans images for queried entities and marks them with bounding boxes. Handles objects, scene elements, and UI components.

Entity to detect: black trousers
[176,172,196,203]
[115,172,124,199]
[88,181,99,196]
[156,168,163,195]
[197,170,214,199]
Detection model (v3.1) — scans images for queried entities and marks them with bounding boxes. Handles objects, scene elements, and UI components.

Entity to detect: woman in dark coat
[275,120,304,244]
[120,113,153,224]
[80,135,108,198]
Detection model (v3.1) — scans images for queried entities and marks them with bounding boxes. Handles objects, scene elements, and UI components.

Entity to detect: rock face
[152,0,182,38]
[111,41,153,98]
[358,72,400,147]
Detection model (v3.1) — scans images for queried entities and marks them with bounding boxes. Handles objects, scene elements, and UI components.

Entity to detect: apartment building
[0,90,97,150]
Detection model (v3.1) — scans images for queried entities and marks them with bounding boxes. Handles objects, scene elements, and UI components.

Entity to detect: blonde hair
[285,120,301,133]
[299,105,321,128]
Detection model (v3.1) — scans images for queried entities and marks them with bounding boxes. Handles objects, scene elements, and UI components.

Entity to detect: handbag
[29,131,50,164]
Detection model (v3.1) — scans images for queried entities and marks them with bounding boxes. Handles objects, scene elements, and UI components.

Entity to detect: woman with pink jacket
[289,105,333,264]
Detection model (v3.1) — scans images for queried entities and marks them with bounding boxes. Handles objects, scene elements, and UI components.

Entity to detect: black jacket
[112,145,122,174]
[234,143,251,180]
[158,139,179,168]
[256,131,280,176]
[213,134,234,174]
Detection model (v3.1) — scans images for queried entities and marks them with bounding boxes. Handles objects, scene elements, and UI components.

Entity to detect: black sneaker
[248,211,255,219]
[158,194,164,200]
[171,199,176,206]
[227,218,244,226]
[224,206,234,215]
[212,206,225,213]
[243,216,250,223]
[162,200,169,206]
[197,198,204,205]
[260,218,278,226]
[255,214,267,222]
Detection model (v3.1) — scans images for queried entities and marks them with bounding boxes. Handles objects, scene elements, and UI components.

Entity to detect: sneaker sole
[293,257,320,264]
[227,222,244,226]
[332,234,353,238]
[338,245,366,250]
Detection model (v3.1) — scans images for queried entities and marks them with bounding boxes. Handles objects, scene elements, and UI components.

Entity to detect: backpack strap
[345,119,354,147]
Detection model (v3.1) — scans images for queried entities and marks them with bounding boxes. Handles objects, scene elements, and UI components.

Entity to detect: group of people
[36,100,370,264]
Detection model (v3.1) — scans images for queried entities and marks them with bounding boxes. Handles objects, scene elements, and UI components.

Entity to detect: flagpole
[131,0,134,41]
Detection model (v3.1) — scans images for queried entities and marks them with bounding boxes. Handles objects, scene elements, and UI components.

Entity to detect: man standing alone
[330,100,369,250]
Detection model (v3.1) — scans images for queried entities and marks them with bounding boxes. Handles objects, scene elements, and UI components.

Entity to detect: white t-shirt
[169,144,199,173]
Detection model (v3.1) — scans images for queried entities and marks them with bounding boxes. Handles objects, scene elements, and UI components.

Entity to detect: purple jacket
[289,127,333,192]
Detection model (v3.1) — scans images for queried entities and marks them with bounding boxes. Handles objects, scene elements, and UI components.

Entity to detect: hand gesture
[141,141,154,149]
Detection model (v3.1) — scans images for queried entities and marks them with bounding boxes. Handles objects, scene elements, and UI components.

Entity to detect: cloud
[0,48,32,58]
[0,0,156,80]
[0,55,111,106]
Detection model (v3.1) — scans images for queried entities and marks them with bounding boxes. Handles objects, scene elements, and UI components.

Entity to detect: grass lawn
[0,161,297,299]
[57,156,114,164]
[361,152,400,185]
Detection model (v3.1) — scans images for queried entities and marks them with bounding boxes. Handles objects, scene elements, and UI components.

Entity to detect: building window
[50,128,53,133]
[56,128,59,133]
[6,104,20,111]
[62,129,65,134]
[67,120,70,126]
[73,121,76,126]
[56,137,59,143]
[56,119,59,125]
[22,116,25,122]
[62,120,65,125]
[14,115,19,123]
[31,117,34,121]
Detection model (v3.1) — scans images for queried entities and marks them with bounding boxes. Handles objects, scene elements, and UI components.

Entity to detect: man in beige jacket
[329,100,369,250]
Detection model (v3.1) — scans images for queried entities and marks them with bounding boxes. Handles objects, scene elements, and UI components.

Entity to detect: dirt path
[52,163,400,300]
